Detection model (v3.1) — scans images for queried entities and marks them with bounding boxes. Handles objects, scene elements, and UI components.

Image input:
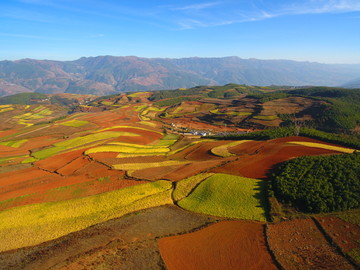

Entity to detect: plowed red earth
[212,136,341,179]
[158,220,278,270]
[316,216,360,255]
[267,218,355,270]
[56,156,91,176]
[36,149,86,172]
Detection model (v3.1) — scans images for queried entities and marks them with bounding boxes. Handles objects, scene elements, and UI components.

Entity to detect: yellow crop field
[113,160,190,171]
[137,121,158,127]
[288,141,356,153]
[60,120,89,127]
[173,173,214,201]
[0,180,173,252]
[86,145,170,155]
[211,140,252,157]
[0,105,14,113]
[127,92,151,98]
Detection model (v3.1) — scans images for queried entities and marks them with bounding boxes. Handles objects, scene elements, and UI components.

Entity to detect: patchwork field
[0,87,358,269]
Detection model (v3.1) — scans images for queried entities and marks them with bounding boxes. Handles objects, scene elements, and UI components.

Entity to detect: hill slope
[0,56,360,96]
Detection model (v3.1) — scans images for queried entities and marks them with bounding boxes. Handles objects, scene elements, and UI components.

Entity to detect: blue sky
[1,0,359,63]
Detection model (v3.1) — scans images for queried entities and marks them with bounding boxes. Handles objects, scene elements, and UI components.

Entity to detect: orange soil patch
[316,216,360,254]
[35,149,85,172]
[0,129,19,138]
[267,218,354,270]
[74,161,123,179]
[158,220,277,270]
[0,147,29,157]
[56,156,91,176]
[213,137,340,179]
[0,167,51,189]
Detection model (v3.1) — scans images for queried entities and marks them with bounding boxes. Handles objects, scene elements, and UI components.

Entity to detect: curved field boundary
[178,173,268,221]
[173,173,214,201]
[0,180,173,252]
[287,141,356,153]
[32,131,137,160]
[97,125,164,135]
[211,140,252,157]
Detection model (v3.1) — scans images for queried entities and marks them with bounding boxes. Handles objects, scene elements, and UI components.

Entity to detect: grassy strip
[173,173,214,201]
[0,139,28,148]
[178,174,268,221]
[211,140,251,157]
[288,141,355,153]
[0,180,173,252]
[59,120,89,127]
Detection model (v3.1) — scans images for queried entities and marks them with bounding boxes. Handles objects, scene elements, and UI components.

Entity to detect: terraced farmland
[0,87,358,269]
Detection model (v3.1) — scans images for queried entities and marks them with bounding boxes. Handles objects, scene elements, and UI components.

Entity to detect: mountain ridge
[0,56,359,97]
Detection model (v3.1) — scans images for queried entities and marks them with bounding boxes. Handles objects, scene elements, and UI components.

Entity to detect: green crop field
[0,180,173,252]
[0,139,28,148]
[173,173,214,201]
[178,174,268,221]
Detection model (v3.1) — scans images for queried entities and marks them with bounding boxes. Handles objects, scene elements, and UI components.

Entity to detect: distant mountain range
[0,56,359,96]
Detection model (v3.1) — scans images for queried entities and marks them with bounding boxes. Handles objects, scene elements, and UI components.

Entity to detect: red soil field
[162,159,229,181]
[213,136,341,179]
[158,220,278,270]
[267,218,355,270]
[0,170,62,202]
[0,167,51,189]
[36,149,86,172]
[56,156,91,176]
[130,164,187,181]
[316,216,360,254]
[0,147,29,157]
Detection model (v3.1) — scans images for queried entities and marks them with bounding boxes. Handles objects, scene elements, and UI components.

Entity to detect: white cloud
[173,2,220,11]
[174,0,360,29]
